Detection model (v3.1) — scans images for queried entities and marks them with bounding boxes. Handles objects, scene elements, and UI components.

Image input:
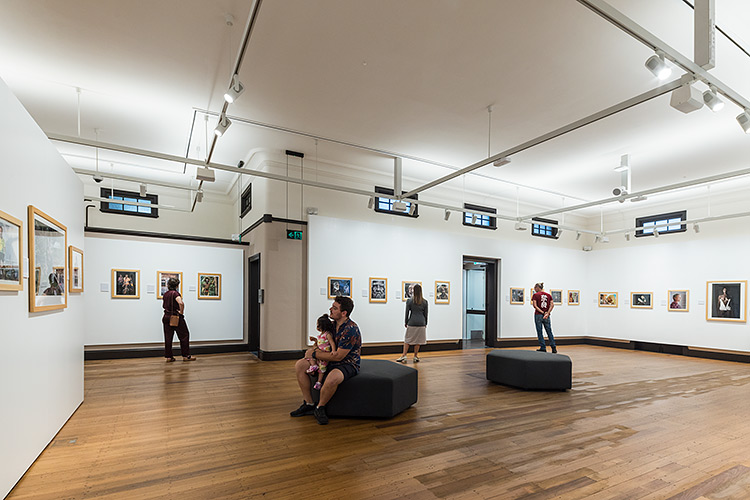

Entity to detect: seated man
[290,296,362,424]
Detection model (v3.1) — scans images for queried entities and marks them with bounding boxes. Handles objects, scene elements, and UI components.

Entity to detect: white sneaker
[413,356,420,363]
[395,355,407,363]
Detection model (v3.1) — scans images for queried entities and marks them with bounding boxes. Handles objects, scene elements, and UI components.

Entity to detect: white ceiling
[2,0,750,221]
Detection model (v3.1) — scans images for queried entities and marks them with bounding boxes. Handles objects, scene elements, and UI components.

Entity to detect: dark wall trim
[85,343,249,360]
[241,213,308,239]
[85,226,248,246]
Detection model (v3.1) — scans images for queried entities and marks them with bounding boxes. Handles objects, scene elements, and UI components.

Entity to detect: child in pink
[305,314,337,390]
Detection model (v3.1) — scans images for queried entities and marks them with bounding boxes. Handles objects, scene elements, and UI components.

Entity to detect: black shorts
[327,363,358,381]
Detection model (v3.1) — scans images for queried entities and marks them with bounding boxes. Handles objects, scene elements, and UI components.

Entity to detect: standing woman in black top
[397,283,428,363]
[162,277,195,362]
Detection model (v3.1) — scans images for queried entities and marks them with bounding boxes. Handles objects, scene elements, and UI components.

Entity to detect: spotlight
[493,157,511,167]
[471,214,477,224]
[693,223,700,233]
[556,228,563,237]
[367,196,374,209]
[737,110,750,134]
[514,222,528,231]
[645,52,671,80]
[223,74,245,104]
[214,115,232,137]
[93,173,103,183]
[612,186,628,197]
[601,235,610,243]
[139,183,147,197]
[625,233,631,241]
[653,228,660,238]
[575,232,581,241]
[195,190,204,203]
[444,210,451,221]
[393,201,407,212]
[702,86,724,112]
[408,203,417,216]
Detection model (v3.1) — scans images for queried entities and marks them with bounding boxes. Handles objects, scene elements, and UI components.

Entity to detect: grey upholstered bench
[311,359,418,418]
[486,349,572,390]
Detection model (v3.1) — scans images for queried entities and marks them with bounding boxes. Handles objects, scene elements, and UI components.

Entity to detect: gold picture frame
[550,289,563,305]
[667,290,689,312]
[68,246,84,293]
[598,292,618,308]
[28,205,67,312]
[567,290,580,305]
[706,281,747,322]
[157,271,183,299]
[630,292,653,309]
[327,276,352,299]
[402,281,422,301]
[0,209,23,291]
[435,281,450,304]
[112,269,140,298]
[198,273,221,300]
[369,277,387,303]
[510,287,525,304]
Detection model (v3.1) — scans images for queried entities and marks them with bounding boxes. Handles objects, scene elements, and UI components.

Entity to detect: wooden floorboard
[8,346,750,499]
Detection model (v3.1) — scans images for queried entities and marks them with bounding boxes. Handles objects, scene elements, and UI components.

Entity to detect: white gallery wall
[83,234,244,346]
[0,78,85,498]
[307,215,589,346]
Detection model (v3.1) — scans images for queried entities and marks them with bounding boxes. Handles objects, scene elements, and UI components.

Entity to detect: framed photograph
[598,292,618,308]
[328,277,352,299]
[667,289,689,312]
[198,273,221,299]
[630,292,653,309]
[68,246,83,293]
[369,277,387,303]
[550,289,563,305]
[112,269,140,298]
[402,281,422,301]
[567,290,580,306]
[706,281,747,322]
[157,271,183,299]
[28,206,67,312]
[510,287,525,305]
[0,209,23,291]
[435,281,450,304]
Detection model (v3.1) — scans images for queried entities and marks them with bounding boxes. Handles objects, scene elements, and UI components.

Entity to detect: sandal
[313,382,322,390]
[306,365,319,374]
[395,355,407,363]
[413,356,420,363]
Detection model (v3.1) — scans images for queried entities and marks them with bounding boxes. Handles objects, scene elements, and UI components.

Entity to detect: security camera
[612,186,628,197]
[93,174,103,183]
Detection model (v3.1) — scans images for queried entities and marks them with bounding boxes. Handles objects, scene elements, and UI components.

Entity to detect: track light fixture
[702,85,724,112]
[444,210,451,221]
[196,190,204,203]
[737,110,750,134]
[645,51,671,80]
[471,214,477,224]
[224,74,245,104]
[575,232,581,241]
[139,183,147,197]
[693,223,700,233]
[493,157,511,167]
[653,228,660,238]
[214,115,232,137]
[367,196,374,209]
[625,233,631,241]
[408,203,417,216]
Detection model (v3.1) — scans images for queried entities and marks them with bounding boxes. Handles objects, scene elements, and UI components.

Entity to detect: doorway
[248,253,261,353]
[462,257,498,348]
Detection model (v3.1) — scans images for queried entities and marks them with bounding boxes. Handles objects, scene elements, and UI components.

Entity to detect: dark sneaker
[537,347,546,352]
[290,401,314,417]
[552,347,558,353]
[314,406,329,425]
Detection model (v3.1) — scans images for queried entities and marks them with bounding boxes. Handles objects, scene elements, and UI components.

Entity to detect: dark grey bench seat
[486,349,572,390]
[311,359,418,418]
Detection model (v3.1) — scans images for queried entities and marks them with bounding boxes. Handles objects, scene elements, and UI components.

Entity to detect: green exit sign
[287,230,303,240]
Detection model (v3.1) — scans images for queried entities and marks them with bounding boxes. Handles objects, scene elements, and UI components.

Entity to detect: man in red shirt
[531,282,557,353]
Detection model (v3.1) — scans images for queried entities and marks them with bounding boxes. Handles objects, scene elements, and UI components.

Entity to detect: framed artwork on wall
[112,269,140,298]
[28,205,67,312]
[402,281,422,301]
[598,292,618,308]
[550,289,563,305]
[68,246,84,293]
[706,281,747,322]
[328,276,352,299]
[369,277,387,303]
[630,292,653,309]
[567,290,580,305]
[667,290,689,312]
[510,287,525,304]
[0,209,23,291]
[435,281,450,304]
[157,271,183,299]
[198,273,221,299]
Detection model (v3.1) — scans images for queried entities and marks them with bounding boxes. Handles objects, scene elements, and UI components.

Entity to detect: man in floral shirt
[290,296,362,424]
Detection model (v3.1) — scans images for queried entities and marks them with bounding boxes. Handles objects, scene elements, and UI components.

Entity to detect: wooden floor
[8,346,750,499]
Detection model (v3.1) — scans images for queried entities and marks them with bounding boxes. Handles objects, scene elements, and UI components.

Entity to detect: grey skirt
[404,326,427,345]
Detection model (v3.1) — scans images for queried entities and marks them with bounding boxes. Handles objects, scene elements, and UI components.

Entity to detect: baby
[306,314,337,390]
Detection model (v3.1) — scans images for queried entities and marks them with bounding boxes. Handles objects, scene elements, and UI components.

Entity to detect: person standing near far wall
[162,277,196,362]
[397,283,428,363]
[531,282,557,353]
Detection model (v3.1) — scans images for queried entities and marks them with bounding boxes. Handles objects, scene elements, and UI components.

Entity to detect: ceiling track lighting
[471,214,477,224]
[645,51,671,80]
[693,223,700,233]
[214,115,232,137]
[367,196,374,209]
[223,74,245,104]
[408,203,417,216]
[737,110,750,134]
[625,233,631,241]
[444,210,451,221]
[653,228,660,238]
[575,232,581,241]
[139,183,147,197]
[195,190,204,203]
[702,85,724,112]
[492,157,511,167]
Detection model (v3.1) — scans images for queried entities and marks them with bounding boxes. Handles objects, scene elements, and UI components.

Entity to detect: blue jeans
[534,314,555,349]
